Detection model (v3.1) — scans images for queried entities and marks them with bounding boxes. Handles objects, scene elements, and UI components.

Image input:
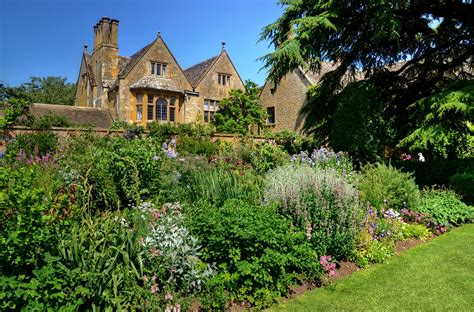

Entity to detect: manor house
[75,17,244,125]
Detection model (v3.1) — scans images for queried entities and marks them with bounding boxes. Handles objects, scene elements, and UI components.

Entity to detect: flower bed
[1,128,473,310]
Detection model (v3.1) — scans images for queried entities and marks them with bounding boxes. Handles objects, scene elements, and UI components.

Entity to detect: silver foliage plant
[140,202,214,292]
[264,164,361,240]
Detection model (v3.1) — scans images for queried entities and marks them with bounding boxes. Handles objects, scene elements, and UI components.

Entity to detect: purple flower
[165,149,177,159]
[170,138,177,148]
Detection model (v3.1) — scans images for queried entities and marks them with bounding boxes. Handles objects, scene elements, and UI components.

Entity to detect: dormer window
[151,62,167,77]
[218,73,230,86]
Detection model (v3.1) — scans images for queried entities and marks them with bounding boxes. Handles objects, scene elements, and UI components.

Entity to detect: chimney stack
[93,17,119,51]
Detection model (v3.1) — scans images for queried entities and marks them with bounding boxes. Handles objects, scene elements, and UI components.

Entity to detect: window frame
[151,62,168,77]
[155,97,168,121]
[217,73,231,86]
[266,106,276,125]
[136,94,143,121]
[147,95,154,120]
[203,99,219,123]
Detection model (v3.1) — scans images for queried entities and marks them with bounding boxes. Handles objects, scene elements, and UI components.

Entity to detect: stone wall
[0,127,268,154]
[259,69,310,132]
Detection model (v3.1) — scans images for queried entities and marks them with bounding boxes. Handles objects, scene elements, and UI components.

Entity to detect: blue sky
[0,0,283,87]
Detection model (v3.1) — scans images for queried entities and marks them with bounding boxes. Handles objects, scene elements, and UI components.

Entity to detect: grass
[268,224,474,311]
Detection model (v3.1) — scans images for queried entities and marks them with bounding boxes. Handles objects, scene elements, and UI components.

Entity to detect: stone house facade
[259,63,338,132]
[75,17,244,125]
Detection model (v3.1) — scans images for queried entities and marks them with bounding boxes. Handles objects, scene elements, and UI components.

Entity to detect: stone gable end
[259,70,309,132]
[118,37,192,121]
[124,37,191,91]
[75,55,90,107]
[195,51,245,99]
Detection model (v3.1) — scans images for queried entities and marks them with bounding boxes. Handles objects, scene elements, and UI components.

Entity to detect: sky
[0,0,283,87]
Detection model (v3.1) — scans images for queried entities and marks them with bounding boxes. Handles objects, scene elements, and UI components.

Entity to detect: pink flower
[329,270,335,278]
[151,209,161,221]
[150,247,159,257]
[165,292,173,300]
[143,275,148,282]
[152,275,157,281]
[175,303,181,312]
[150,284,158,294]
[165,304,173,312]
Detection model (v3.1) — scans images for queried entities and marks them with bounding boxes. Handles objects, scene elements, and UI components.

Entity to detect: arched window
[155,98,168,121]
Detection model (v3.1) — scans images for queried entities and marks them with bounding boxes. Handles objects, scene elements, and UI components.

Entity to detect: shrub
[240,141,288,173]
[178,135,219,157]
[264,164,361,259]
[213,80,266,135]
[143,202,214,292]
[60,135,169,210]
[184,199,321,308]
[358,163,421,212]
[398,223,431,241]
[269,130,318,154]
[354,236,394,267]
[416,189,473,226]
[0,97,30,128]
[5,131,58,162]
[391,158,474,188]
[450,171,474,205]
[22,112,71,129]
[0,165,79,310]
[1,253,83,311]
[331,81,395,162]
[0,166,62,275]
[148,123,218,157]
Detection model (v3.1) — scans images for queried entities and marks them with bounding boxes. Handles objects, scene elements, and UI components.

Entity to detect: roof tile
[184,55,219,87]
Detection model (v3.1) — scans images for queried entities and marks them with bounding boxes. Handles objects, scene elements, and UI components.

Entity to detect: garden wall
[0,126,268,153]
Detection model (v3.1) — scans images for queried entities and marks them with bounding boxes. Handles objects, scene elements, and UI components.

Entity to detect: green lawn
[268,224,474,311]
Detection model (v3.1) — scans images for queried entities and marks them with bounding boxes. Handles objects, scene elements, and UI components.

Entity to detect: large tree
[1,76,76,105]
[399,79,473,159]
[260,0,473,142]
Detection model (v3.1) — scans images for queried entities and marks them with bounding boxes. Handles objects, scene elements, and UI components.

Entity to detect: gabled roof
[30,103,113,128]
[118,41,154,78]
[299,62,338,85]
[184,55,219,87]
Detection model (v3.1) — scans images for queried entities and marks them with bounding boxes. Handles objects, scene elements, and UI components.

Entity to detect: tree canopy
[1,76,76,105]
[213,80,267,135]
[399,80,474,159]
[260,0,473,140]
